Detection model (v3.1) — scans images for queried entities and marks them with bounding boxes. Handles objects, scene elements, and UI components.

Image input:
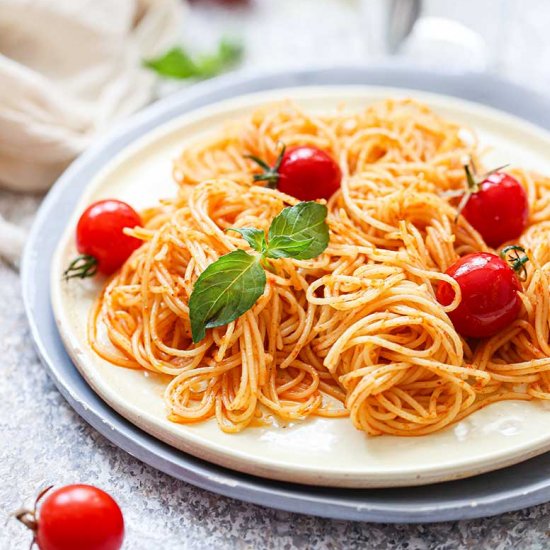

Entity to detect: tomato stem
[246,143,286,189]
[463,163,478,192]
[63,254,98,281]
[14,509,37,532]
[453,163,479,223]
[454,161,511,224]
[14,485,54,548]
[500,245,530,281]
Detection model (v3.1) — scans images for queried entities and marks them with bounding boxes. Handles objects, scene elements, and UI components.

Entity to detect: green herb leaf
[227,228,266,253]
[143,48,197,79]
[144,38,243,80]
[266,202,329,260]
[189,250,266,343]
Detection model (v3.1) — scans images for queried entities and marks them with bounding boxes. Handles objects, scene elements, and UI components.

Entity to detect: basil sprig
[189,202,329,343]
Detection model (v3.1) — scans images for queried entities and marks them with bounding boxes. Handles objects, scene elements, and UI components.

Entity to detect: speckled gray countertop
[3,1,550,548]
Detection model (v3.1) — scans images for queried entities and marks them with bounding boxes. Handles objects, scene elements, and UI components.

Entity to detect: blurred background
[174,0,547,91]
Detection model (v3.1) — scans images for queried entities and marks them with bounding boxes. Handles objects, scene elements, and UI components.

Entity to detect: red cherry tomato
[75,199,142,275]
[461,172,528,248]
[249,145,341,201]
[35,485,124,550]
[277,146,342,201]
[436,252,522,338]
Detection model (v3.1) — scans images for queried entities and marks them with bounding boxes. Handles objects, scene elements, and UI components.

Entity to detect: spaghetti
[89,99,550,435]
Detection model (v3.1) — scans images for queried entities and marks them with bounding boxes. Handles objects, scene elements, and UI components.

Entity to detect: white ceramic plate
[51,86,550,488]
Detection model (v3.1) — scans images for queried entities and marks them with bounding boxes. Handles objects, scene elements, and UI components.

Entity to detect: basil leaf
[144,39,242,80]
[143,48,197,79]
[266,202,329,260]
[189,250,266,343]
[227,228,266,253]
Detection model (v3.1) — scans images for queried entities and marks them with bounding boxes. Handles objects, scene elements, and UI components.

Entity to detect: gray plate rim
[21,65,550,523]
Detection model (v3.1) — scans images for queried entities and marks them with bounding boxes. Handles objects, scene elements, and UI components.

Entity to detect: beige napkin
[0,0,184,264]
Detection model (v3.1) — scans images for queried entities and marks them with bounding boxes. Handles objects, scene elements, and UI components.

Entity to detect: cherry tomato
[461,171,528,248]
[436,252,522,338]
[66,199,142,278]
[249,145,341,201]
[23,485,124,550]
[277,146,342,201]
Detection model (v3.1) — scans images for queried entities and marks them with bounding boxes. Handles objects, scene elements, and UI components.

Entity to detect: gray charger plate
[22,66,550,523]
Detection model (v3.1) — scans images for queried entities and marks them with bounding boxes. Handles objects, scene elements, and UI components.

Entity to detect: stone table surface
[3,1,550,548]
